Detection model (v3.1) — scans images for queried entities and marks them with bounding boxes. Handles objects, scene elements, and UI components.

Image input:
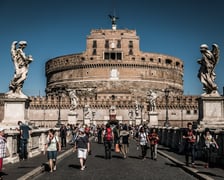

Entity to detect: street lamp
[56,88,63,127]
[92,111,96,125]
[140,104,144,124]
[164,88,170,127]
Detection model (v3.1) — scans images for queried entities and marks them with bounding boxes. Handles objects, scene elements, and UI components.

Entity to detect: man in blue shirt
[18,121,31,160]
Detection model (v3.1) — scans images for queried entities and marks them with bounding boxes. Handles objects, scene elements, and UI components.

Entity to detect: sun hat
[79,128,85,132]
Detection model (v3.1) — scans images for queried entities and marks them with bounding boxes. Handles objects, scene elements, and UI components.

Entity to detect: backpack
[104,128,113,141]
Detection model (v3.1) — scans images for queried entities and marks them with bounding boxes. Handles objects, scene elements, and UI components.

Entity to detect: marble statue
[67,89,79,111]
[84,104,91,118]
[197,44,219,96]
[135,100,140,117]
[108,14,119,26]
[147,90,157,111]
[128,109,134,119]
[7,41,33,98]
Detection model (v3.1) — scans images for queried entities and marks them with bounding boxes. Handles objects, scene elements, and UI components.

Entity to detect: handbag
[55,137,60,151]
[115,143,120,153]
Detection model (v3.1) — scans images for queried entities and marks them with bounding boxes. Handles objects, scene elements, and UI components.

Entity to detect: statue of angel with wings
[67,89,79,111]
[197,44,219,96]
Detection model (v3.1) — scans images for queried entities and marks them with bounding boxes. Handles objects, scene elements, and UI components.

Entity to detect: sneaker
[53,165,56,171]
[80,166,85,171]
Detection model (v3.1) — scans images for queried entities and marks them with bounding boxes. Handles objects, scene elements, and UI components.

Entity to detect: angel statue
[67,89,79,111]
[135,100,140,117]
[197,44,219,96]
[7,41,33,98]
[108,14,119,30]
[147,90,157,112]
[84,104,91,118]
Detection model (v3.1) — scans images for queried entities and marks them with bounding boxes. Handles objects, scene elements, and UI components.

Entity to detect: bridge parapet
[3,128,72,164]
[157,127,224,166]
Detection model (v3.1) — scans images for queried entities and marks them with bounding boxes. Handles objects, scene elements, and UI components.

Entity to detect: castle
[0,19,199,127]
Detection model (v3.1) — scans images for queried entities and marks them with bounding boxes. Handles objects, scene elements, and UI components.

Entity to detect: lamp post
[140,104,144,124]
[164,88,170,127]
[83,97,87,125]
[56,88,64,127]
[92,111,96,125]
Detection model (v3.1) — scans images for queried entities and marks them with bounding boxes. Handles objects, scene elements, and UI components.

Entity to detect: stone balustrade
[158,127,224,166]
[3,128,73,164]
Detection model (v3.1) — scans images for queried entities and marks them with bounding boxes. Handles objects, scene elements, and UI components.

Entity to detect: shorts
[47,150,57,160]
[77,148,87,159]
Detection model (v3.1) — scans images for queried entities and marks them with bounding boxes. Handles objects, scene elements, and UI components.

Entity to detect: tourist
[148,128,159,160]
[0,128,7,180]
[203,128,219,168]
[102,123,114,159]
[60,124,67,147]
[119,125,129,159]
[17,121,32,160]
[45,129,61,172]
[138,126,149,160]
[182,122,196,167]
[97,125,103,144]
[113,124,120,150]
[73,128,90,170]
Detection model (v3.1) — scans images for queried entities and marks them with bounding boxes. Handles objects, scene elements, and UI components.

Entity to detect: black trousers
[104,140,112,159]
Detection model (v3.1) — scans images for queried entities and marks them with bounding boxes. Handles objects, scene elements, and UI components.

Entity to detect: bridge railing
[3,128,73,164]
[157,127,224,166]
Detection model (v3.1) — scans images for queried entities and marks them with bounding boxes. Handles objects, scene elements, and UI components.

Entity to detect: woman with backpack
[102,123,114,159]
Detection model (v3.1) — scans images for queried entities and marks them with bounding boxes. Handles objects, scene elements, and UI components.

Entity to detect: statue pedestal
[84,118,91,126]
[135,117,142,125]
[68,111,78,125]
[198,96,224,129]
[2,98,29,127]
[148,111,159,127]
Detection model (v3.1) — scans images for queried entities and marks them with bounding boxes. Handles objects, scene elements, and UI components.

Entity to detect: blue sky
[0,0,224,96]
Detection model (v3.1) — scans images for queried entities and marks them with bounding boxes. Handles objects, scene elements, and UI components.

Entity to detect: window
[165,59,172,65]
[186,110,191,114]
[111,53,116,60]
[92,49,96,55]
[117,40,121,48]
[92,40,97,48]
[104,52,109,60]
[117,53,122,60]
[129,41,133,48]
[129,49,133,55]
[105,40,109,48]
[104,52,122,60]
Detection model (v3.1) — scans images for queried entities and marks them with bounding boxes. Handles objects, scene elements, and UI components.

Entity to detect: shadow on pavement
[68,164,80,169]
[94,155,105,159]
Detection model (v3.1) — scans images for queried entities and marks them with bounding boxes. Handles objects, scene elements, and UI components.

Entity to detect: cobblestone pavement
[34,140,198,180]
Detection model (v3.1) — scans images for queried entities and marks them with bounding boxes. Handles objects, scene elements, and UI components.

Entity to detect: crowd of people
[0,121,220,177]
